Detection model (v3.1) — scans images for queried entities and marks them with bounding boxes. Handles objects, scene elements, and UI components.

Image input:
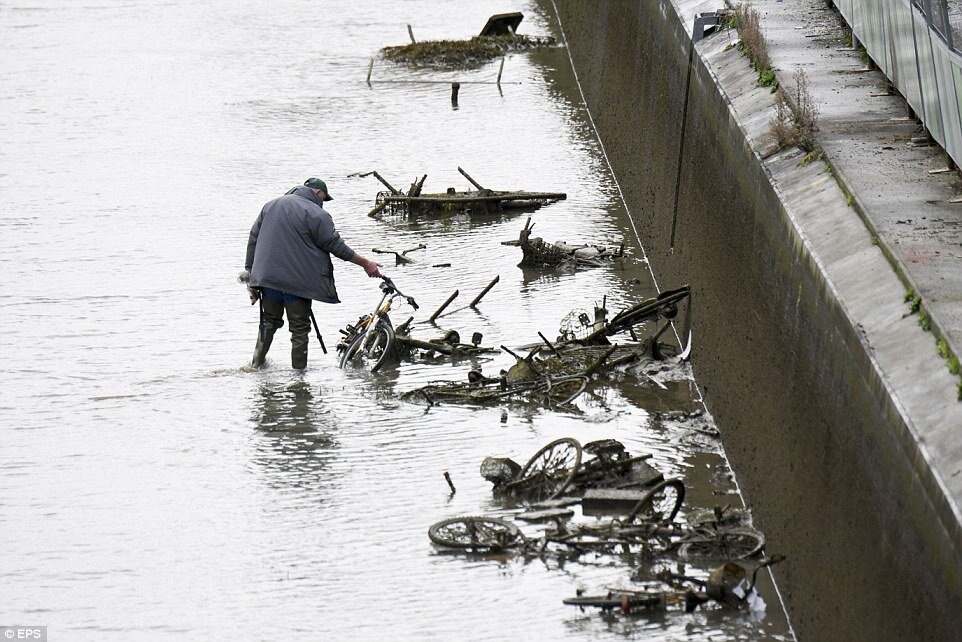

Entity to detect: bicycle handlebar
[380,275,419,310]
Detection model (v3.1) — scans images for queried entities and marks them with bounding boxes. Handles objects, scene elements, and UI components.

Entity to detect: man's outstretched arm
[350,253,382,278]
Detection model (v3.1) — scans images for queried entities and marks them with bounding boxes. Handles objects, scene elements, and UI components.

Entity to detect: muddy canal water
[1,1,792,639]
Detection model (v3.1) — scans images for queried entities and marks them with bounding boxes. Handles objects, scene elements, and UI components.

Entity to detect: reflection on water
[0,0,792,639]
[249,380,338,491]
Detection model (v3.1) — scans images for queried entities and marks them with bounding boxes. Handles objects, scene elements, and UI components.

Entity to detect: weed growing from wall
[904,289,962,399]
[771,69,820,152]
[727,2,773,85]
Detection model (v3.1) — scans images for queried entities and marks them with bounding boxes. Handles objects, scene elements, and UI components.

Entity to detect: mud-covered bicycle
[336,275,419,372]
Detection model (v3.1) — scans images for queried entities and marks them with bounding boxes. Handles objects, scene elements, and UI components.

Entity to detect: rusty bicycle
[336,275,418,372]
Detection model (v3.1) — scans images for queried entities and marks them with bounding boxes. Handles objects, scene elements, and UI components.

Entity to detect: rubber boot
[291,337,308,370]
[252,326,278,368]
[287,299,312,370]
[252,298,284,368]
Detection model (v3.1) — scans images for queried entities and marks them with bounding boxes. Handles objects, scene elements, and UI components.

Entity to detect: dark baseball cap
[304,177,333,201]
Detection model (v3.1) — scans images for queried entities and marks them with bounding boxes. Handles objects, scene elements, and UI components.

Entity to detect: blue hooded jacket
[245,186,355,303]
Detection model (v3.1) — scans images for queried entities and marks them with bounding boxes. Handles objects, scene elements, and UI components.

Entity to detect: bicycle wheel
[678,528,765,561]
[627,479,685,524]
[428,516,523,551]
[510,438,583,502]
[543,376,588,405]
[339,319,395,372]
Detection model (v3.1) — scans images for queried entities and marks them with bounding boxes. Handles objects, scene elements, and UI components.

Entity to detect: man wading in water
[243,178,382,369]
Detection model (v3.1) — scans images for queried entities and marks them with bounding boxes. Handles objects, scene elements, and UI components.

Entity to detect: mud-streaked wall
[544,0,961,639]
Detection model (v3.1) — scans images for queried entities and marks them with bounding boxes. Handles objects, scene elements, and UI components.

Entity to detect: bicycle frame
[337,276,418,359]
[356,287,396,352]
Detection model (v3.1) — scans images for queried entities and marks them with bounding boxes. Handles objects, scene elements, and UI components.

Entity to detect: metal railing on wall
[833,0,962,165]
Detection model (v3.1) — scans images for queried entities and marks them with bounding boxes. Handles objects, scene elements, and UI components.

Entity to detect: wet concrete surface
[546,0,962,638]
[758,0,962,403]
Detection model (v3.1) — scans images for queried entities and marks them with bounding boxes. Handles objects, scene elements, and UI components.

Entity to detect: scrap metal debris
[493,438,675,506]
[503,218,626,268]
[357,167,566,218]
[429,436,770,566]
[402,344,634,409]
[563,555,784,615]
[372,243,426,265]
[380,13,557,69]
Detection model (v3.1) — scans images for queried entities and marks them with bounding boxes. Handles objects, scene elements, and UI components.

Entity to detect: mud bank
[543,0,962,639]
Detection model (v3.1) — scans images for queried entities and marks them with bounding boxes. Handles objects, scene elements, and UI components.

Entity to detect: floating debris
[403,344,633,409]
[380,13,556,69]
[555,286,691,350]
[372,243,426,265]
[357,167,566,218]
[504,218,626,268]
[337,275,501,371]
[563,556,784,615]
[395,328,496,359]
[480,456,522,488]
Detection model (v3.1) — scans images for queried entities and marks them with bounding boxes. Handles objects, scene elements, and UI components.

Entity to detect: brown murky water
[0,1,793,639]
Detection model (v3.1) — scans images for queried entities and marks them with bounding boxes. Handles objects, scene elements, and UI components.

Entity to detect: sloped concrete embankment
[546,0,962,639]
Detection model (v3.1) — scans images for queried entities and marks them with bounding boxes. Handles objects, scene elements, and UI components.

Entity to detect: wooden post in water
[366,58,374,84]
[407,24,416,44]
[496,57,505,86]
[450,82,460,107]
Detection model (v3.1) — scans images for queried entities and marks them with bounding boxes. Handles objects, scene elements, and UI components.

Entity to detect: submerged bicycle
[336,275,419,372]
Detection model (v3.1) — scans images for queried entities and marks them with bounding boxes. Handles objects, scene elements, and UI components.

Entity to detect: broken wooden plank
[582,488,649,515]
[516,508,574,523]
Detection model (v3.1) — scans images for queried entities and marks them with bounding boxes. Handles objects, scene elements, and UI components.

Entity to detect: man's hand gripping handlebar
[380,275,419,310]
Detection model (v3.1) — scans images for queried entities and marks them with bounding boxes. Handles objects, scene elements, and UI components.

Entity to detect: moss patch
[381,35,555,69]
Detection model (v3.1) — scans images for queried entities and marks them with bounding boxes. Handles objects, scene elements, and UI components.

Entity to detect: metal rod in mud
[496,57,505,86]
[366,199,391,218]
[585,345,618,377]
[469,275,499,308]
[538,331,559,355]
[395,316,414,335]
[356,170,400,195]
[429,290,459,322]
[500,344,523,362]
[457,166,485,191]
[443,471,456,494]
[608,350,643,368]
[407,24,416,44]
[396,335,454,355]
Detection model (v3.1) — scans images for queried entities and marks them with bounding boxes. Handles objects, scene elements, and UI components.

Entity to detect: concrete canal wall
[545,0,962,639]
